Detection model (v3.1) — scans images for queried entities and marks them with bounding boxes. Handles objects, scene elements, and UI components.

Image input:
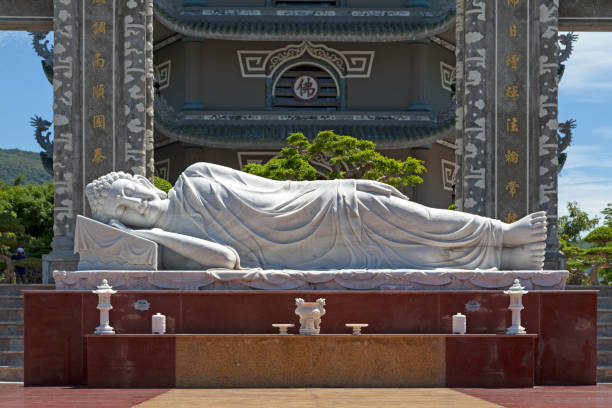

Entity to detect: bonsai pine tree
[243,131,426,189]
[582,227,612,285]
[558,201,600,243]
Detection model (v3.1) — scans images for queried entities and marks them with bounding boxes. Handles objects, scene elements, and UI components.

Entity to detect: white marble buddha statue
[85,162,547,271]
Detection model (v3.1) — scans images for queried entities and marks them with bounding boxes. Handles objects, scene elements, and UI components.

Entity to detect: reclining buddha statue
[85,162,547,271]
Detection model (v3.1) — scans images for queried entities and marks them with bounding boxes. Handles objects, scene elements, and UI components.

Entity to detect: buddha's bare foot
[502,211,547,247]
[500,242,546,270]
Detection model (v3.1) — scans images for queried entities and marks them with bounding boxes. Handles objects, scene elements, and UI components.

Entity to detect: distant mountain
[0,148,52,184]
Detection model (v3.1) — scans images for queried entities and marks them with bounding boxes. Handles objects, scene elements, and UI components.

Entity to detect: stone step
[599,309,612,323]
[0,381,22,388]
[0,337,23,352]
[599,337,612,351]
[0,309,23,322]
[0,297,23,308]
[0,351,22,366]
[598,366,612,383]
[599,297,612,309]
[599,323,612,337]
[0,284,53,296]
[596,286,612,297]
[599,351,612,366]
[0,366,23,382]
[0,323,23,337]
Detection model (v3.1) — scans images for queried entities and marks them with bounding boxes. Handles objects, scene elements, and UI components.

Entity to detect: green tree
[558,201,600,242]
[602,203,612,228]
[154,176,172,193]
[0,181,53,283]
[582,227,612,285]
[562,238,589,285]
[244,131,426,189]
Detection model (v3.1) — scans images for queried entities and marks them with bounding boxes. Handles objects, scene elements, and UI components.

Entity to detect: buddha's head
[85,172,168,228]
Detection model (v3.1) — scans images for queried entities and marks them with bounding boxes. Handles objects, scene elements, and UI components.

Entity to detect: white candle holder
[152,313,166,334]
[92,279,117,335]
[272,324,294,335]
[345,323,368,335]
[452,313,466,334]
[504,279,528,335]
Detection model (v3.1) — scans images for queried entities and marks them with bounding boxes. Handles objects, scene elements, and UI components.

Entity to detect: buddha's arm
[129,228,240,270]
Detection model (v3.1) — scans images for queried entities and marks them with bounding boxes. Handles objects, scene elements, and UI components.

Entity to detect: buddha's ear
[134,175,168,199]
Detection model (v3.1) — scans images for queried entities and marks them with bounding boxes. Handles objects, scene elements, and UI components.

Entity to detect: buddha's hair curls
[85,172,166,222]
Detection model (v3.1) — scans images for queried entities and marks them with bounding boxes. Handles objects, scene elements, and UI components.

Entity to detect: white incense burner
[295,298,326,335]
[92,279,117,335]
[504,279,528,335]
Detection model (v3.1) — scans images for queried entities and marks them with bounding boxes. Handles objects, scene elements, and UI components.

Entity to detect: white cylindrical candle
[152,313,166,334]
[452,313,466,334]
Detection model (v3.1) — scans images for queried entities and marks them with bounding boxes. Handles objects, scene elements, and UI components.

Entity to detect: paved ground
[0,386,610,407]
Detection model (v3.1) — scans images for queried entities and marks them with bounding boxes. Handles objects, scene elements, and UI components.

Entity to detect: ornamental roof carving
[153,0,456,42]
[238,42,374,78]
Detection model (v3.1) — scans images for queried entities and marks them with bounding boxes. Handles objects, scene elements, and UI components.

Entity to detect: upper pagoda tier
[154,0,456,42]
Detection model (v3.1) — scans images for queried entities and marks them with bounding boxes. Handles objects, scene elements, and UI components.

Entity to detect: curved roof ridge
[153,0,456,42]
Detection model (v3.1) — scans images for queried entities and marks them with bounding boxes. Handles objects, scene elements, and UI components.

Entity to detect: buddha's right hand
[109,219,131,232]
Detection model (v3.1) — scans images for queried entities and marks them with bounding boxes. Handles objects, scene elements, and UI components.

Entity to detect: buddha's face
[101,179,167,228]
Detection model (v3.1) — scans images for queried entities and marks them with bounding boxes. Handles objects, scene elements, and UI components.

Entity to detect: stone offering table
[23,289,597,387]
[85,334,537,388]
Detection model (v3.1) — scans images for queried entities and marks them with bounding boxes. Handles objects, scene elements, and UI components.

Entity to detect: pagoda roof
[153,100,455,149]
[153,0,456,42]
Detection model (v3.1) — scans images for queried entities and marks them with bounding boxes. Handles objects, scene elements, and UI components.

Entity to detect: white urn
[295,298,326,335]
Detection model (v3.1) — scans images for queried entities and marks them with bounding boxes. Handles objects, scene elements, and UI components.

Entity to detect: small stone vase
[295,298,326,335]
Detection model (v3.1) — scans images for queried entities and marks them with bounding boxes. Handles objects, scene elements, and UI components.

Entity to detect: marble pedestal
[53,269,569,291]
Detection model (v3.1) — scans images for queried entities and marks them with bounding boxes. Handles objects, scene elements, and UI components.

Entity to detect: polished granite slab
[85,334,535,388]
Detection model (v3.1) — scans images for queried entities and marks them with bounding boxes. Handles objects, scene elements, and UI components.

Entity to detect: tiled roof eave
[153,6,456,42]
[153,116,456,150]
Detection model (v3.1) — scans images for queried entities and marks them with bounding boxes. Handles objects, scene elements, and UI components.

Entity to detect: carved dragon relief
[557,119,575,174]
[558,32,578,81]
[28,32,54,176]
[238,41,375,79]
[557,33,578,174]
[30,116,54,176]
[29,31,54,85]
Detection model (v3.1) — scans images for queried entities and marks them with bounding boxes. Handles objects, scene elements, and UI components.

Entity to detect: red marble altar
[23,290,597,387]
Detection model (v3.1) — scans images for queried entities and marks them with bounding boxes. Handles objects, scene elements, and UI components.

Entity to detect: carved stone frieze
[238,41,375,79]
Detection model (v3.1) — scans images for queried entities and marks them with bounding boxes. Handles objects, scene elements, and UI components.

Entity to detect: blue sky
[0,31,53,152]
[557,32,612,221]
[0,31,610,220]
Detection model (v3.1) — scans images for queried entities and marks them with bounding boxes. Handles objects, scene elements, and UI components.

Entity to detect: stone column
[455,0,562,268]
[180,39,206,113]
[145,0,155,179]
[537,1,563,269]
[407,41,432,113]
[43,0,154,282]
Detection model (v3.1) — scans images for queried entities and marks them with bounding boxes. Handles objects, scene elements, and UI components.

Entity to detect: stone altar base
[85,334,536,388]
[53,269,570,291]
[24,289,597,387]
